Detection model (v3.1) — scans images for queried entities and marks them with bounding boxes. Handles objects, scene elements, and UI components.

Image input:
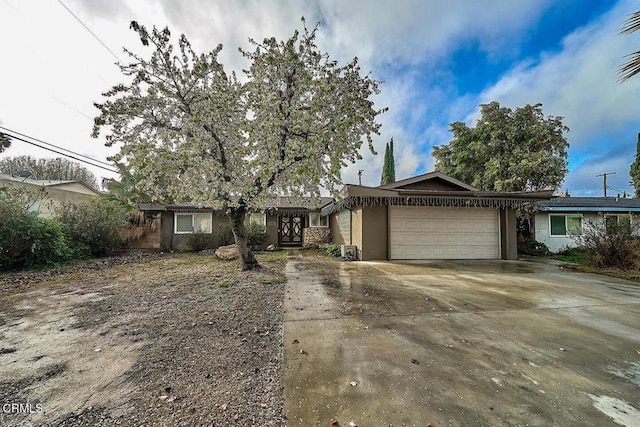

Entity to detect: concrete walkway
[283,256,640,426]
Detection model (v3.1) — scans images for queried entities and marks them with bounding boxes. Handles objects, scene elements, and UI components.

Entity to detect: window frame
[549,214,583,237]
[174,211,213,234]
[308,212,329,228]
[246,212,266,227]
[604,213,632,233]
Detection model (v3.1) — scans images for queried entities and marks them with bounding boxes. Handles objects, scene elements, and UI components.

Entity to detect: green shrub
[57,199,127,258]
[27,217,72,268]
[247,222,268,248]
[215,223,234,246]
[326,244,341,257]
[0,187,72,270]
[517,238,550,256]
[184,232,215,252]
[0,212,37,270]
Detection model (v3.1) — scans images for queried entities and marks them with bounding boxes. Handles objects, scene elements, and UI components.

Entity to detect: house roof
[322,172,554,215]
[536,196,640,212]
[0,173,101,194]
[378,170,479,191]
[138,196,334,213]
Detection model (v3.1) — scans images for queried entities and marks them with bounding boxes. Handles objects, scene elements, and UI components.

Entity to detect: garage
[324,171,552,261]
[389,206,500,260]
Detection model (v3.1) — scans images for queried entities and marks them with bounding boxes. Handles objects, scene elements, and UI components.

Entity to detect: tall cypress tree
[388,137,396,183]
[630,132,640,197]
[380,137,396,185]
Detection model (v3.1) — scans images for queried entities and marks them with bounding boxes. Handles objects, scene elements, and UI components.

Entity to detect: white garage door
[389,206,500,260]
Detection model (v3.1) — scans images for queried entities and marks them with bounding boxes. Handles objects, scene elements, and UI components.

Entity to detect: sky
[1,0,639,196]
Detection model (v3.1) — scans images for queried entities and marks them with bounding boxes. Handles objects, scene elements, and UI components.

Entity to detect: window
[246,213,266,226]
[174,212,212,234]
[309,212,328,228]
[338,210,350,233]
[549,214,582,236]
[605,214,631,234]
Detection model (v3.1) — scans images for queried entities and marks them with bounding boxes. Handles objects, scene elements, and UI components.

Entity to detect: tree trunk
[227,206,260,271]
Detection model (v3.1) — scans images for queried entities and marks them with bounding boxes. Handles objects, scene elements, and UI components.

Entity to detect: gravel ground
[0,251,287,426]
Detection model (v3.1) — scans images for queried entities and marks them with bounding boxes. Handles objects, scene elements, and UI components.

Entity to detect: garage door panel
[389,206,499,260]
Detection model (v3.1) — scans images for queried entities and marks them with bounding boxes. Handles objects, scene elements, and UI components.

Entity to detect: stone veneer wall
[302,227,331,247]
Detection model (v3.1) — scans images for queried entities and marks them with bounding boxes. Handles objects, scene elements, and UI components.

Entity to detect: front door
[279,216,303,246]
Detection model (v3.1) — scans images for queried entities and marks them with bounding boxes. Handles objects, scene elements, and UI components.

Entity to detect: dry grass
[0,251,288,426]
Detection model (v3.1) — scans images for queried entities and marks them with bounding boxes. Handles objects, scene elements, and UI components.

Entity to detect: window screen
[309,213,328,227]
[176,214,194,233]
[566,215,582,235]
[248,213,266,226]
[193,214,212,233]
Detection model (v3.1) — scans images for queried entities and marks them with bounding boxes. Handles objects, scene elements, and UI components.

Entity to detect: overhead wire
[0,126,114,168]
[0,128,118,173]
[55,0,121,63]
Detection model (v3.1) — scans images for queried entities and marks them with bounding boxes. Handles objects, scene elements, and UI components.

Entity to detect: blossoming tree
[92,20,385,270]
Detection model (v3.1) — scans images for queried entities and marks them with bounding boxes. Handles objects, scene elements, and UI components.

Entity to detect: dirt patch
[0,252,286,426]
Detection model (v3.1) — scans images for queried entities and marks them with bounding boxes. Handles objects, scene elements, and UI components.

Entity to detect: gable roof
[0,173,100,194]
[321,171,553,215]
[378,171,479,191]
[536,197,640,212]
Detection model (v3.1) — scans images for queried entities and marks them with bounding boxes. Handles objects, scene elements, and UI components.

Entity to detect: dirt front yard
[0,252,286,426]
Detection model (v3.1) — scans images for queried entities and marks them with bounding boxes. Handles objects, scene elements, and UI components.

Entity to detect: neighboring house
[137,197,334,251]
[321,171,553,261]
[534,196,640,253]
[0,173,100,218]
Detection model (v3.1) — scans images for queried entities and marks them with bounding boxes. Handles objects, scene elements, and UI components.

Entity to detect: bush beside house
[0,187,128,271]
[575,219,640,270]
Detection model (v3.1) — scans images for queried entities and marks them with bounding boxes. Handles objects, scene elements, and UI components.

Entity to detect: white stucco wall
[534,212,600,253]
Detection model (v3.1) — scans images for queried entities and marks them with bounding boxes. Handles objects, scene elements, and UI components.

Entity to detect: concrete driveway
[283,256,640,427]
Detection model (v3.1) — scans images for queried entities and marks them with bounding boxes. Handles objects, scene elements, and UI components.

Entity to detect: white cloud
[2,0,618,194]
[476,0,640,194]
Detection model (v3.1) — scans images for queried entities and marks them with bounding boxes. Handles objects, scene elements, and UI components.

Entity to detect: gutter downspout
[347,208,353,245]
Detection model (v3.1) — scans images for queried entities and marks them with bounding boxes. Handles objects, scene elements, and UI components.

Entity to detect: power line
[5,134,117,174]
[56,0,121,63]
[52,96,94,121]
[0,131,117,174]
[596,172,616,197]
[0,126,114,168]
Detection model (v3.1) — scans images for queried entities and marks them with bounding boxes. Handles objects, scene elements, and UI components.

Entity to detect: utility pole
[596,172,616,197]
[357,169,364,186]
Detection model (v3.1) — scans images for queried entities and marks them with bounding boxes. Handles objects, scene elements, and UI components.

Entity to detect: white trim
[174,212,213,234]
[549,213,583,237]
[309,212,329,228]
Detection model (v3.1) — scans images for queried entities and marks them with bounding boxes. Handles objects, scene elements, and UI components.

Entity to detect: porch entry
[279,216,303,246]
